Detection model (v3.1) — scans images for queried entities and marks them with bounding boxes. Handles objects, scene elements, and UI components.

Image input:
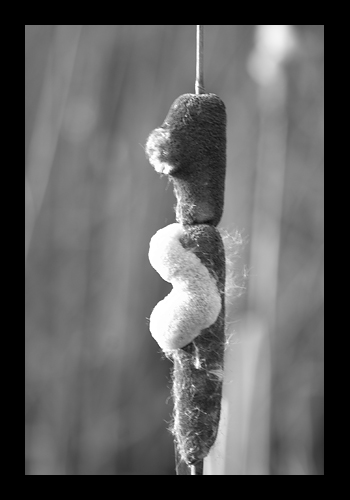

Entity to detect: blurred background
[25,25,324,475]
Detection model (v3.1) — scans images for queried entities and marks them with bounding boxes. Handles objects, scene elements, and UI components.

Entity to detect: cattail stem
[145,27,227,476]
[195,25,205,94]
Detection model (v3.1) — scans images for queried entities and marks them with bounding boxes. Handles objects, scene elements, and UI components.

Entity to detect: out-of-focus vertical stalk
[241,25,296,475]
[25,25,82,262]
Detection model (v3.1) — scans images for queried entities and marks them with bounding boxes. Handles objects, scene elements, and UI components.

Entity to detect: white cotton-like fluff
[148,223,222,352]
[145,128,173,175]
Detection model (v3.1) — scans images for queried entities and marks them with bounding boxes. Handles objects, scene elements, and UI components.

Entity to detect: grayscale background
[25,25,324,475]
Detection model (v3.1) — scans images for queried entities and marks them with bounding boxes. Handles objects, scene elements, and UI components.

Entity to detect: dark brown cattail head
[146,93,226,227]
[146,90,228,470]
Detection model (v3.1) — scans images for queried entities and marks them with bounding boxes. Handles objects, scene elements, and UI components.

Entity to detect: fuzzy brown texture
[171,224,226,465]
[146,92,227,469]
[145,93,226,227]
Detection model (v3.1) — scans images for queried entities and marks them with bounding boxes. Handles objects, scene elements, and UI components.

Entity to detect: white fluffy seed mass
[145,128,173,175]
[148,223,222,352]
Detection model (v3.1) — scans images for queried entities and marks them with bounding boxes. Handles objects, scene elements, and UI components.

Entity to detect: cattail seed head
[146,93,226,226]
